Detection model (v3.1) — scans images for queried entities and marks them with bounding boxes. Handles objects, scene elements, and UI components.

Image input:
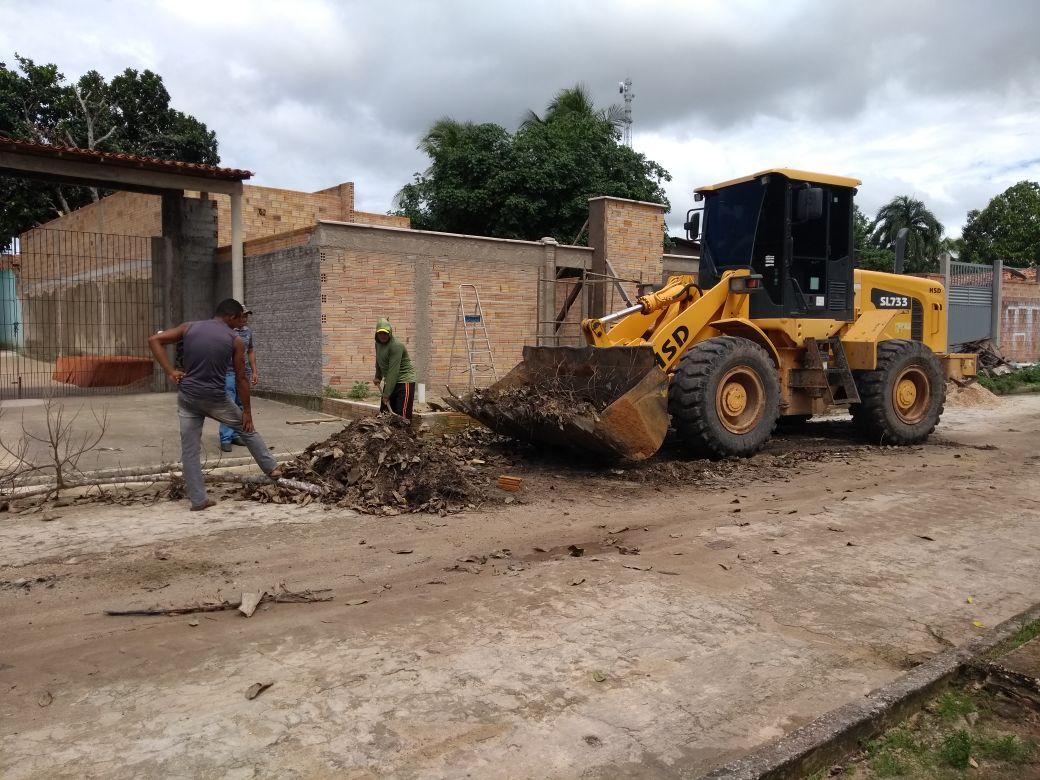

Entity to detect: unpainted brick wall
[1001,280,1040,362]
[318,244,542,395]
[350,210,411,229]
[25,183,410,253]
[596,197,667,301]
[199,183,352,247]
[20,191,161,242]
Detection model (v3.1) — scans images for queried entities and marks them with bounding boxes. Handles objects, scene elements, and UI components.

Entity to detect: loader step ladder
[448,284,499,390]
[793,337,861,405]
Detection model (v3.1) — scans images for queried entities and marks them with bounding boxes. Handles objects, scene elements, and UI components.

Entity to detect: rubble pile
[247,416,488,514]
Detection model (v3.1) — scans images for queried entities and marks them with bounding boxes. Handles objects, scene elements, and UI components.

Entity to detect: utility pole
[618,78,634,147]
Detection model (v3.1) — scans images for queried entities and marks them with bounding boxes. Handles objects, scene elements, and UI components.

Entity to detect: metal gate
[946,259,996,348]
[0,229,157,399]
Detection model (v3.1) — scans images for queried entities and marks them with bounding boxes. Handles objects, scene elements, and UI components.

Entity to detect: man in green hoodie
[373,318,418,421]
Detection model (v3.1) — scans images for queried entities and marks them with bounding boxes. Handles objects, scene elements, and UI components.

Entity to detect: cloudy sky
[2,0,1038,236]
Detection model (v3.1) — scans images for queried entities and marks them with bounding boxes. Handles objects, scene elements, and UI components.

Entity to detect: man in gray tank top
[149,298,282,510]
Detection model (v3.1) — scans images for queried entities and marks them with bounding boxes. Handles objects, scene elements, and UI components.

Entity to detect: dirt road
[2,396,1040,778]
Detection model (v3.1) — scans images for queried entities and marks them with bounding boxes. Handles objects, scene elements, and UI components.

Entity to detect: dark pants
[381,382,416,421]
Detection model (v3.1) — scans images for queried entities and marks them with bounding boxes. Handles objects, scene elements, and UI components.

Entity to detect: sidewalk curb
[696,602,1040,779]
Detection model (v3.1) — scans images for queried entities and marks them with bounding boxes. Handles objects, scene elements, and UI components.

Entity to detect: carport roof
[0,137,252,180]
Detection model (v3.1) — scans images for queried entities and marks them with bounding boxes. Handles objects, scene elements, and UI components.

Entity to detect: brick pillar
[587,196,666,317]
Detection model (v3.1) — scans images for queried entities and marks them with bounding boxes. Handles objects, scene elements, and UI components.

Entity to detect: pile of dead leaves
[245,415,488,514]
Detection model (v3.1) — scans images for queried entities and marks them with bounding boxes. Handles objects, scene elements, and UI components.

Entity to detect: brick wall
[314,224,552,394]
[199,183,351,247]
[1001,279,1040,362]
[24,182,409,252]
[242,246,323,397]
[589,197,667,314]
[350,210,411,229]
[22,191,161,240]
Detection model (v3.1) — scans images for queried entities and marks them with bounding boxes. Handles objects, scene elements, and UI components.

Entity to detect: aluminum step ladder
[448,284,498,389]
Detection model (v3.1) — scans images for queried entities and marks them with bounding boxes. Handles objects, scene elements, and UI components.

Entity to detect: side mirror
[684,210,701,239]
[795,187,824,221]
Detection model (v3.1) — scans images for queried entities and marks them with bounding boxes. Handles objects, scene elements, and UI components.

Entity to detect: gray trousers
[178,392,278,506]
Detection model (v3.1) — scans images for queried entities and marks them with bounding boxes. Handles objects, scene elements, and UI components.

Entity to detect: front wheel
[851,339,945,444]
[668,336,780,458]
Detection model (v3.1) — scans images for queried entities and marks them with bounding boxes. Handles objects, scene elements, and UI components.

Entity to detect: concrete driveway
[0,391,336,475]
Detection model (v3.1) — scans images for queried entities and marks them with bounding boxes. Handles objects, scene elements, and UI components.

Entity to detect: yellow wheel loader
[449,169,977,459]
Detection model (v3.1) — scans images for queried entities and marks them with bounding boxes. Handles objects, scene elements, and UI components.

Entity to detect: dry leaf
[346,599,368,606]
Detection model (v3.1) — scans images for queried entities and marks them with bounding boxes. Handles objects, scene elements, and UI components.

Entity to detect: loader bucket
[446,345,669,461]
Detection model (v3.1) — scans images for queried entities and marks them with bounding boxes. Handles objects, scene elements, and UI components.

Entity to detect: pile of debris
[246,416,488,514]
[960,339,1015,378]
[461,380,606,431]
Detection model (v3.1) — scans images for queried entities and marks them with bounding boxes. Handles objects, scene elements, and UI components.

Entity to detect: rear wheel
[851,339,945,444]
[668,336,780,458]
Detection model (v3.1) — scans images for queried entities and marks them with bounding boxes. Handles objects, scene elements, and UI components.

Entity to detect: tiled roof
[0,137,252,180]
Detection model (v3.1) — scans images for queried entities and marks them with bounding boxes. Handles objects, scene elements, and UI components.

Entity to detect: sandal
[190,499,216,512]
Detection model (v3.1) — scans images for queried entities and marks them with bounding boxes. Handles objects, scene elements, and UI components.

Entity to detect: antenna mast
[618,78,634,147]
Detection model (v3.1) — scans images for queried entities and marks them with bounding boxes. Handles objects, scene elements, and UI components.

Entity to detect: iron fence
[0,228,158,399]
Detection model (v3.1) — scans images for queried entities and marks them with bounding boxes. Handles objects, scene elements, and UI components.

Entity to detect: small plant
[935,690,976,720]
[938,729,972,768]
[978,364,1040,395]
[323,384,345,399]
[348,381,370,400]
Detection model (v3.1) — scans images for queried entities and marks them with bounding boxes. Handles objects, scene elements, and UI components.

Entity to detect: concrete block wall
[162,195,219,324]
[240,246,323,397]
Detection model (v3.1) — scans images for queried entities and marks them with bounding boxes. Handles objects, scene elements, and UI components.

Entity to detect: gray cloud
[2,0,1039,234]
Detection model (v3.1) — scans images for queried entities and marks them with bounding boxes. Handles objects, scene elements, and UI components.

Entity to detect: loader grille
[911,298,924,341]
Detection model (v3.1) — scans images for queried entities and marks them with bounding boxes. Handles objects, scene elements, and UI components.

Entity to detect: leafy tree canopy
[961,181,1040,267]
[854,204,894,271]
[395,85,670,243]
[0,55,219,246]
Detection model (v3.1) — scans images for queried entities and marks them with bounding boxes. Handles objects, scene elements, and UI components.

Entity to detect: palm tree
[869,196,944,273]
[520,84,625,130]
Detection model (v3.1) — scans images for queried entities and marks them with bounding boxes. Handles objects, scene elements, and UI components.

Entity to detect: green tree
[854,204,894,271]
[961,181,1040,267]
[396,85,670,243]
[869,195,944,273]
[0,55,219,245]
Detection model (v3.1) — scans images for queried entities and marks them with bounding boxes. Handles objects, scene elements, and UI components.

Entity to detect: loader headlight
[729,275,764,294]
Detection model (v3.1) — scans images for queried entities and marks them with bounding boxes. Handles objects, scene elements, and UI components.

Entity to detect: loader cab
[689,169,860,322]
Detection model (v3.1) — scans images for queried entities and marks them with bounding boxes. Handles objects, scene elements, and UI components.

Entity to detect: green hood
[375,317,393,337]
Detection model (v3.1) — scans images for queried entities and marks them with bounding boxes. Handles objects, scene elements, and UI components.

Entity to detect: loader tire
[851,339,945,445]
[668,336,780,459]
